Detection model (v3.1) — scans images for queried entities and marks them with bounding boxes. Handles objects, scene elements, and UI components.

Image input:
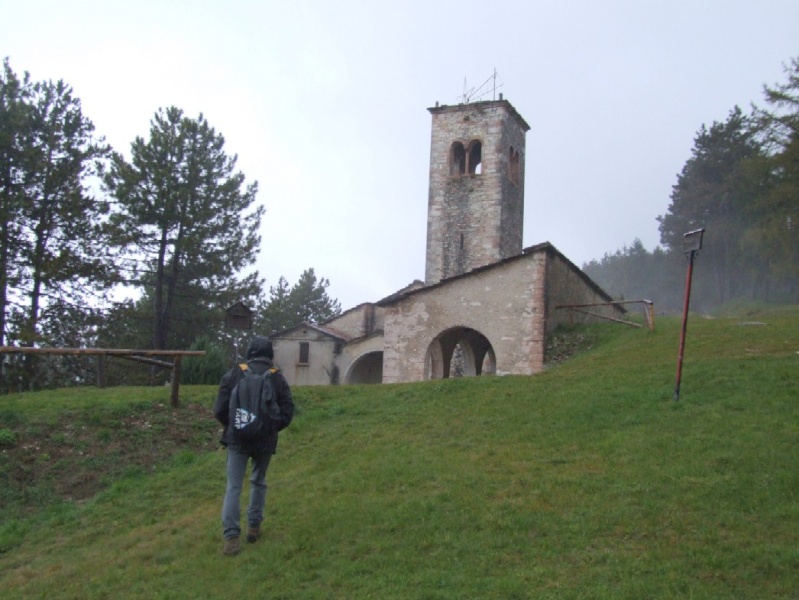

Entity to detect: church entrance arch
[424,327,496,380]
[346,351,384,384]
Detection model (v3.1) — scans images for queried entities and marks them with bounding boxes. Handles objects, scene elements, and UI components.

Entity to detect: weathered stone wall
[272,328,340,387]
[425,100,528,285]
[544,250,624,330]
[383,250,547,383]
[324,303,383,339]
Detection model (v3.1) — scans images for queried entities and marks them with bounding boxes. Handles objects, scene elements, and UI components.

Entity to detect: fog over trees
[585,58,799,313]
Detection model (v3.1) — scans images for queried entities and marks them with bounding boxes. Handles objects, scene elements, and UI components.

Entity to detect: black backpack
[229,364,281,446]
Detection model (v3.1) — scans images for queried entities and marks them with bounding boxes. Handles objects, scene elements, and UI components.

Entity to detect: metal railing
[555,300,655,332]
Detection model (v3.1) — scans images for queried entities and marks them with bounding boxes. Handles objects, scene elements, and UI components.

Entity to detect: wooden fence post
[97,355,106,388]
[170,356,182,407]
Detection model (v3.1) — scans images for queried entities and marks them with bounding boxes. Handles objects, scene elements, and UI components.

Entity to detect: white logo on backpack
[234,407,257,430]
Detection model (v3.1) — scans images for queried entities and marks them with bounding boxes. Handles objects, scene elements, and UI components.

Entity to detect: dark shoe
[223,536,241,556]
[246,524,261,543]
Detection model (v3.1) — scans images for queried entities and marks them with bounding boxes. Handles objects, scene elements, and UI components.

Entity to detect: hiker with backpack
[213,335,294,556]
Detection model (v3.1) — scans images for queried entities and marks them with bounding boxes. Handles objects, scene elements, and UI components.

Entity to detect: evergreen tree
[93,298,154,386]
[290,268,342,324]
[0,58,28,353]
[657,107,767,305]
[17,77,113,341]
[105,107,263,350]
[257,276,293,334]
[1,59,113,389]
[256,269,342,335]
[752,57,799,300]
[182,335,227,385]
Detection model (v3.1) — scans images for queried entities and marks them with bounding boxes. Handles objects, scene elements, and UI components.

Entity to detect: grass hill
[1,305,797,599]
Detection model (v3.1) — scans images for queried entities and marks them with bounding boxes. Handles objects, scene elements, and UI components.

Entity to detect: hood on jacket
[246,335,274,360]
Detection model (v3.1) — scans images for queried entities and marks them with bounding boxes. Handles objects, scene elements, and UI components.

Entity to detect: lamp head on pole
[682,228,705,254]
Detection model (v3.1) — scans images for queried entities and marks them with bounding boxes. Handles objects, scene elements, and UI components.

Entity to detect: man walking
[214,335,294,556]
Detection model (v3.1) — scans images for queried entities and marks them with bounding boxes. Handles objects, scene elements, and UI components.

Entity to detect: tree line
[584,57,799,313]
[1,59,340,392]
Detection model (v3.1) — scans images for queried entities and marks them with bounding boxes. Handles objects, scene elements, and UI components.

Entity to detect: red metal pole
[674,250,696,400]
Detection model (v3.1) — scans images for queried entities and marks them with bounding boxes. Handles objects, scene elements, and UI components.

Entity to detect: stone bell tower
[424,97,530,285]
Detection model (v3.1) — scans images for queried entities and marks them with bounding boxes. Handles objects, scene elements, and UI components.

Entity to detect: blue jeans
[221,445,272,540]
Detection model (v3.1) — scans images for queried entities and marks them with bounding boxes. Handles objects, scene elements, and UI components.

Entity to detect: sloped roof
[377,241,615,307]
[270,321,352,341]
[374,279,426,305]
[321,301,373,324]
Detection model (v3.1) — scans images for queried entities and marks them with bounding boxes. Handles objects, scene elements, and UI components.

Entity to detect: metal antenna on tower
[459,71,504,104]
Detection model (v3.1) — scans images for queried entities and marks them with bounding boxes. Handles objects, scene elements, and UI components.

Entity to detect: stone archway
[346,351,384,384]
[424,327,495,380]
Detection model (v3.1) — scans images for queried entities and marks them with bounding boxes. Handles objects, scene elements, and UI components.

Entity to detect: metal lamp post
[674,228,705,401]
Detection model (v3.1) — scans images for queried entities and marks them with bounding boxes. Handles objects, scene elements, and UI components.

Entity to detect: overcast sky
[3,1,798,310]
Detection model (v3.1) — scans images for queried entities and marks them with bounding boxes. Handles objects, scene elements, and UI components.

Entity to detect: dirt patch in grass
[545,327,597,365]
[0,401,219,514]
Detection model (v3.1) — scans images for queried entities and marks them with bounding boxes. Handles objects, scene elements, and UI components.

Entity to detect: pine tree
[752,57,799,300]
[657,107,767,305]
[0,58,28,352]
[105,107,263,350]
[1,59,113,389]
[290,268,342,324]
[256,269,342,335]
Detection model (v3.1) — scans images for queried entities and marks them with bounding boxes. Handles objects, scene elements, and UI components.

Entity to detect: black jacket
[213,356,294,454]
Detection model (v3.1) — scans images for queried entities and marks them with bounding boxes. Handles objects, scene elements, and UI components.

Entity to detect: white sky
[3,0,798,310]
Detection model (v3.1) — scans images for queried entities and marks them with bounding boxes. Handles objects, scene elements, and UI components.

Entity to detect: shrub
[181,336,228,385]
[0,428,17,447]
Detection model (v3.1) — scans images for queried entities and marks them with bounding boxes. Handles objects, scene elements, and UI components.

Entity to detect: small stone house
[271,97,622,385]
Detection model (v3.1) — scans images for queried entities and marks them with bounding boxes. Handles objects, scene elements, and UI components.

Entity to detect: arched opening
[509,146,520,185]
[346,351,384,384]
[482,347,497,375]
[467,140,482,175]
[450,142,466,176]
[424,326,495,380]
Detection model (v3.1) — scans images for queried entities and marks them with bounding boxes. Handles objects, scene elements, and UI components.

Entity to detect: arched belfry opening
[424,327,496,380]
[467,140,482,174]
[450,142,466,175]
[449,140,482,176]
[509,146,521,186]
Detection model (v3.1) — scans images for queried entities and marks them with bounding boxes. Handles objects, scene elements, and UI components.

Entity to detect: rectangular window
[298,342,310,365]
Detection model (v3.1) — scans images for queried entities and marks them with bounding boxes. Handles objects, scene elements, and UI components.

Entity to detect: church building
[271,97,621,385]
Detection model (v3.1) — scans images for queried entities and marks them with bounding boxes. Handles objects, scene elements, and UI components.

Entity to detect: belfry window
[450,142,466,175]
[467,140,482,174]
[509,146,520,186]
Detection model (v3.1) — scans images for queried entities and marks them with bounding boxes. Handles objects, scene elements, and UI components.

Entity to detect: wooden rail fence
[555,300,655,332]
[0,347,207,407]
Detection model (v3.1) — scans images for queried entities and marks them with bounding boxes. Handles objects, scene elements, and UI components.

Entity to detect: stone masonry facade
[271,97,622,386]
[382,249,547,383]
[425,99,529,285]
[379,243,620,384]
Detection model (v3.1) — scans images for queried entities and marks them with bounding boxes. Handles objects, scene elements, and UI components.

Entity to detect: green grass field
[1,305,797,599]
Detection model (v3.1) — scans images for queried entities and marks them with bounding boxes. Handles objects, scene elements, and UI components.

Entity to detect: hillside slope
[1,306,798,599]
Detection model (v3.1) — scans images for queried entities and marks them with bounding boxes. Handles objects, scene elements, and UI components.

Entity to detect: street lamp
[673,228,705,401]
